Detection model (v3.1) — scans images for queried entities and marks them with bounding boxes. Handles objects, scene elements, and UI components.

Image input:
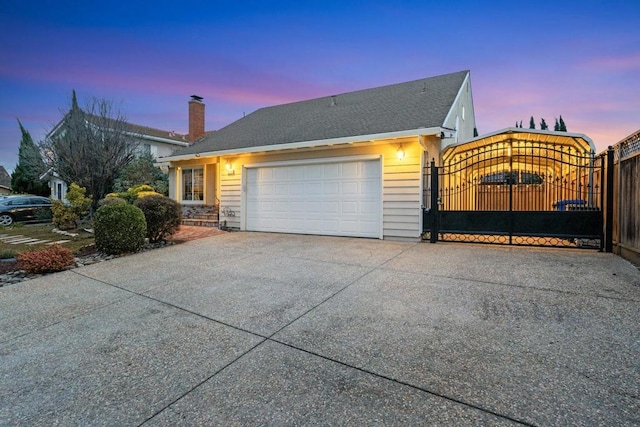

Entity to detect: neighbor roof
[0,166,10,188]
[168,70,469,157]
[48,108,189,146]
[126,123,189,144]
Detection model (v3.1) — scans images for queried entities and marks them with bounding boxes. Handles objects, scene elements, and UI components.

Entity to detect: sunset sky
[1,0,638,174]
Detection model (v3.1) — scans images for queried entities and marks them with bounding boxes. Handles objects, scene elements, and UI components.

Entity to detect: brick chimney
[188,95,205,142]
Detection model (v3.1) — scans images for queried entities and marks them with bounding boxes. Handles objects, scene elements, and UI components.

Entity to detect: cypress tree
[559,115,567,131]
[540,118,548,130]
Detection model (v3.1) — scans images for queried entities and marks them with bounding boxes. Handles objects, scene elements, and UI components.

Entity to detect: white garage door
[246,159,381,238]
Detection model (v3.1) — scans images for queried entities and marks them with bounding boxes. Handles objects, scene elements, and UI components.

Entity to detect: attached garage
[244,158,382,238]
[161,70,477,241]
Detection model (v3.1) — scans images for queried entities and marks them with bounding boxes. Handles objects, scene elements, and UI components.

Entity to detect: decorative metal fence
[423,138,607,248]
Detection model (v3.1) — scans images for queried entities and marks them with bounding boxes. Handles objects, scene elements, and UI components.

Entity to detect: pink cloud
[581,53,640,72]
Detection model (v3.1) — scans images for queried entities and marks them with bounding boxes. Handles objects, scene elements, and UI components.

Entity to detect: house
[158,70,476,240]
[0,165,11,195]
[43,94,205,201]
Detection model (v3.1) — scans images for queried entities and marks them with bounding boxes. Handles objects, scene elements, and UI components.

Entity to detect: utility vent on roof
[330,95,337,106]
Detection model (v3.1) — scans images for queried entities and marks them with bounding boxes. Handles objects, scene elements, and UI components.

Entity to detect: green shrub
[100,196,127,206]
[134,195,182,243]
[94,203,147,255]
[104,185,162,204]
[136,191,163,199]
[0,249,18,259]
[18,245,75,274]
[51,200,76,229]
[51,183,91,230]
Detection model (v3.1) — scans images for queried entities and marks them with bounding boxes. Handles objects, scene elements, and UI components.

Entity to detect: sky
[1,0,639,174]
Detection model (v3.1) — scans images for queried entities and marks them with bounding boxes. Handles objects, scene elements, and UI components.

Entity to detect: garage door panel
[246,160,381,238]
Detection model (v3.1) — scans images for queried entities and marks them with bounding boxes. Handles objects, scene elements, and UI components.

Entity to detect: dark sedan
[0,195,53,226]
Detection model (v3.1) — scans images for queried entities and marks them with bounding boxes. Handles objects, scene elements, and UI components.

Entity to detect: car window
[30,197,51,205]
[9,198,29,206]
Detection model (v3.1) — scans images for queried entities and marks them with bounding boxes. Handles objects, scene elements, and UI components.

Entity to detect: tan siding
[220,173,241,228]
[172,137,426,239]
[382,145,422,240]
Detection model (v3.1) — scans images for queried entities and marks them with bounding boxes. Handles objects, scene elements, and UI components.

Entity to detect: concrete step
[188,213,219,220]
[181,218,219,228]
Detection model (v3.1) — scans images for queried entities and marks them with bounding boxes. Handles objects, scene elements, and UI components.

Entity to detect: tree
[529,116,535,129]
[554,118,560,131]
[11,120,49,196]
[558,115,567,132]
[113,152,169,195]
[41,91,138,209]
[540,118,548,130]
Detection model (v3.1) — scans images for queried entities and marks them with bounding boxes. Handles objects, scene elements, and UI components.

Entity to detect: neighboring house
[158,70,476,240]
[0,165,11,195]
[43,95,205,201]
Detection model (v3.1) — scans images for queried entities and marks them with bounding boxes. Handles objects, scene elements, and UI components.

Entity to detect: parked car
[0,195,53,226]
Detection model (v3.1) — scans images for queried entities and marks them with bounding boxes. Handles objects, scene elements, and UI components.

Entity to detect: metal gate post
[430,160,439,243]
[604,146,614,252]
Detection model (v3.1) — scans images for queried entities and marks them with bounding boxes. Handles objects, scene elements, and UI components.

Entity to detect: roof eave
[159,127,442,162]
[125,131,190,147]
[441,71,470,127]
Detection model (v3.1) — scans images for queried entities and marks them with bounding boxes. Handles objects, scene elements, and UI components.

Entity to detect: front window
[182,167,204,201]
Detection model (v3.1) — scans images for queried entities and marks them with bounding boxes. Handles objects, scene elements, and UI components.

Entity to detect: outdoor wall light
[225,161,235,175]
[397,144,405,161]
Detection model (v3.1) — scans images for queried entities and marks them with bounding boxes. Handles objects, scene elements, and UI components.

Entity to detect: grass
[0,223,95,256]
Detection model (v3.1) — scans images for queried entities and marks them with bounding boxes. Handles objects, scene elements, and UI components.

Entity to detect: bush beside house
[51,183,91,229]
[134,195,181,243]
[94,203,147,255]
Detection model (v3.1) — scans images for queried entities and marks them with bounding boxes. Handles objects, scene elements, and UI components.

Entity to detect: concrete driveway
[1,232,638,426]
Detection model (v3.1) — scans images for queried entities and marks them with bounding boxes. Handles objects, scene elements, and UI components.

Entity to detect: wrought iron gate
[423,138,610,248]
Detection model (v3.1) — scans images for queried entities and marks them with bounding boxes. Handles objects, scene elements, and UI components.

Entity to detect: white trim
[180,166,205,204]
[442,72,470,128]
[242,154,382,170]
[378,155,385,240]
[125,131,190,147]
[419,148,425,234]
[160,127,441,162]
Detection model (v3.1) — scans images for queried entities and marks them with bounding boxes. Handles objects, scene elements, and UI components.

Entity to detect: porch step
[188,213,219,220]
[181,218,219,228]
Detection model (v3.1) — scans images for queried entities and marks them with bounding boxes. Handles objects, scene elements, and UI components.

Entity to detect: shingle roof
[126,123,189,143]
[49,109,189,145]
[172,70,468,156]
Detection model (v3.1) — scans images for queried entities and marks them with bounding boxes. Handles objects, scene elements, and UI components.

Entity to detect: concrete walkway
[1,233,638,426]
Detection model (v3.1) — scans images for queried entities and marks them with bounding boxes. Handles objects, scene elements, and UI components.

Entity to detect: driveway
[1,232,638,426]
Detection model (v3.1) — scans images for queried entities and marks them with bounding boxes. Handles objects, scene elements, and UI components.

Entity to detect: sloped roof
[170,70,469,157]
[49,107,189,146]
[125,122,189,143]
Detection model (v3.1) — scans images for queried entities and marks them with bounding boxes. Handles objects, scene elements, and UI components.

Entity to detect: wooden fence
[610,130,640,265]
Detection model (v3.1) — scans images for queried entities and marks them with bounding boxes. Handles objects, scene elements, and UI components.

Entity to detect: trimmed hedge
[134,195,181,243]
[94,203,147,255]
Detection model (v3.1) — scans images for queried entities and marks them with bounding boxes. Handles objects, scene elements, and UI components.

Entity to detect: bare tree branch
[40,92,139,208]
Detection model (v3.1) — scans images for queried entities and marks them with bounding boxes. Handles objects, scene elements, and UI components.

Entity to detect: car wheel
[0,213,13,226]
